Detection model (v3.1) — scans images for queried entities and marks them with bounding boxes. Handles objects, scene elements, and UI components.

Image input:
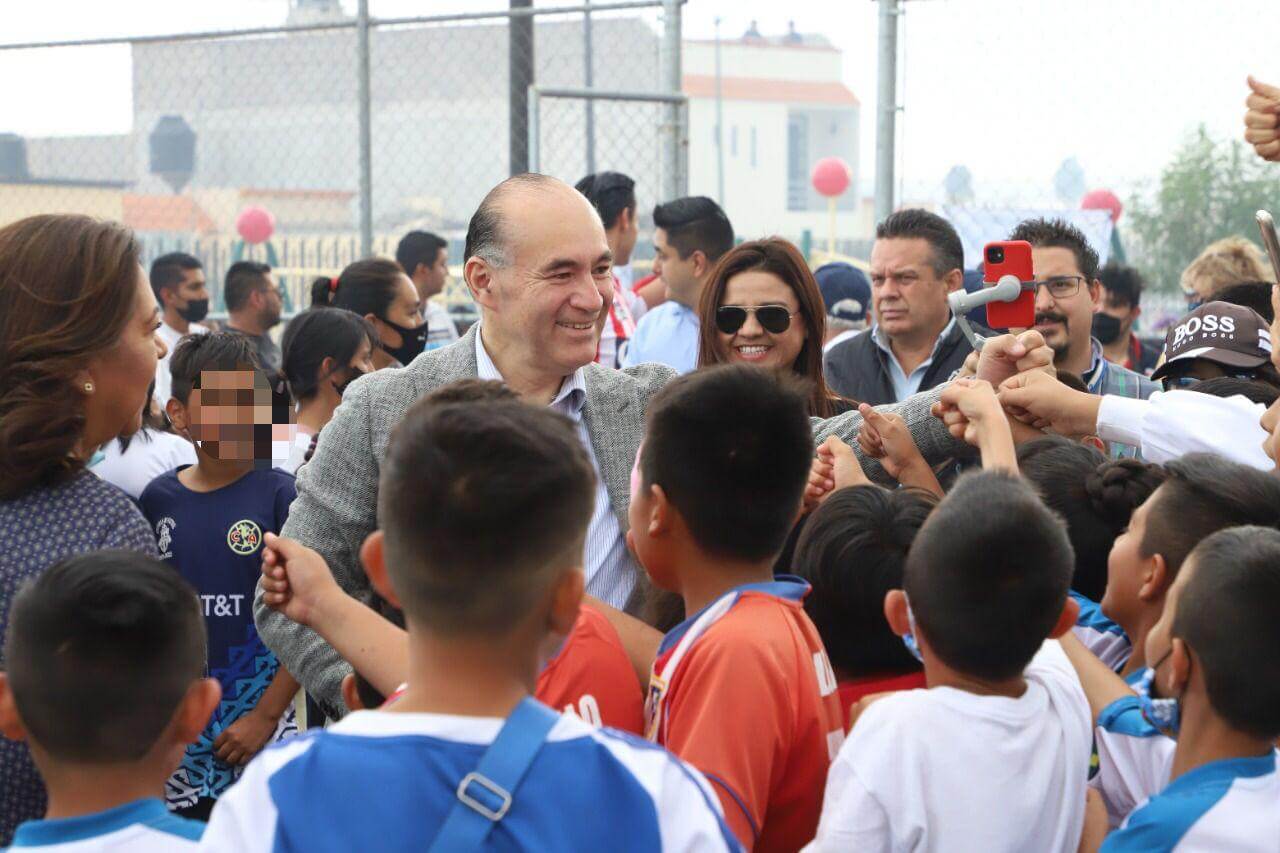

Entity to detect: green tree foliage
[1127,125,1280,292]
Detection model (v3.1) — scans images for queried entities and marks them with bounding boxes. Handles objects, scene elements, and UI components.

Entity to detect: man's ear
[1088,279,1103,310]
[361,530,403,610]
[341,673,365,712]
[0,673,28,743]
[884,590,910,638]
[173,678,222,745]
[465,258,498,309]
[1139,553,1170,602]
[943,268,965,293]
[548,567,585,638]
[1048,595,1080,639]
[691,250,709,279]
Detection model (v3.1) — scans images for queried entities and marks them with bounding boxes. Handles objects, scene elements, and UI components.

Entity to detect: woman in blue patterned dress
[0,215,167,843]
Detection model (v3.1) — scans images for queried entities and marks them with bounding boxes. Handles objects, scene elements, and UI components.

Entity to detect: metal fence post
[510,0,534,175]
[874,0,900,226]
[584,0,596,175]
[527,86,541,172]
[660,0,683,202]
[356,0,373,257]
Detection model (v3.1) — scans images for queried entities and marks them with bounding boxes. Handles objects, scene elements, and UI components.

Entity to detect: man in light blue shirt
[624,196,733,373]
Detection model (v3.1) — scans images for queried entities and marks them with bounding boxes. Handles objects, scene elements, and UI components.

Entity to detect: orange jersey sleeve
[657,594,843,853]
[536,604,645,734]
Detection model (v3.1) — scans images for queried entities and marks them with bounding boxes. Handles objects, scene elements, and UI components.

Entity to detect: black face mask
[1092,312,1124,345]
[333,367,365,398]
[178,297,209,324]
[381,318,429,366]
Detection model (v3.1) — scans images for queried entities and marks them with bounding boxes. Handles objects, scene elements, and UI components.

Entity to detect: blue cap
[814,262,871,324]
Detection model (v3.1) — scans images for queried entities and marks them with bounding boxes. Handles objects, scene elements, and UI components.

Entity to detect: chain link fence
[0,1,685,321]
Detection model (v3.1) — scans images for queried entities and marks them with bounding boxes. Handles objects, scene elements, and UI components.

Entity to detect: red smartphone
[983,240,1035,329]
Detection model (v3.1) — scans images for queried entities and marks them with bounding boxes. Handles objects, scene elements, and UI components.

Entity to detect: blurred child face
[1101,486,1161,626]
[184,369,274,460]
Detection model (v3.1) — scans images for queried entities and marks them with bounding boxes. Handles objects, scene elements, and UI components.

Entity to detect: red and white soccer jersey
[537,602,645,734]
[645,577,844,852]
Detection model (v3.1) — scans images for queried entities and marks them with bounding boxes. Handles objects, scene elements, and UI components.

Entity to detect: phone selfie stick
[948,275,1028,352]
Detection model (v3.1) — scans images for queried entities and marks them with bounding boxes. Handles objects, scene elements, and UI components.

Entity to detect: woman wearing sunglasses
[697,237,854,417]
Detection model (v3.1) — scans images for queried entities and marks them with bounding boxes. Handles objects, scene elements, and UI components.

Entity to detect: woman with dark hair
[279,308,377,473]
[697,237,853,417]
[0,214,165,843]
[311,258,427,369]
[90,380,196,499]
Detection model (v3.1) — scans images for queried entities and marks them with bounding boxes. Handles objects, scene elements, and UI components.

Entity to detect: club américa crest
[227,519,264,555]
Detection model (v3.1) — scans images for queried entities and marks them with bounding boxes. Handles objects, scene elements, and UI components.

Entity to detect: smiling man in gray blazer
[258,173,1052,718]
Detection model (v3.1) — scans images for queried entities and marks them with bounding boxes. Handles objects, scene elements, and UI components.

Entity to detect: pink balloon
[811,157,851,198]
[236,206,275,244]
[1081,189,1123,224]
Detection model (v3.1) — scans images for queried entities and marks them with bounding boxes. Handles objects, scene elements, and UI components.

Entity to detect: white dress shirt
[475,329,636,608]
[154,320,209,407]
[1097,390,1272,470]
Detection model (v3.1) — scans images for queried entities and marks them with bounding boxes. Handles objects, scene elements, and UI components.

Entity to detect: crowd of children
[4,223,1280,851]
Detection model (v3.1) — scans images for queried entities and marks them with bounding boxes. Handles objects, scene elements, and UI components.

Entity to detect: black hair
[640,365,813,562]
[1191,376,1280,406]
[652,196,734,263]
[1209,280,1275,323]
[575,172,637,231]
[281,309,376,401]
[1017,436,1167,601]
[422,378,518,406]
[395,231,448,279]
[1057,371,1091,394]
[1175,526,1280,740]
[905,470,1074,681]
[309,258,405,321]
[224,260,272,312]
[464,173,559,266]
[875,208,964,277]
[1098,261,1144,309]
[379,395,596,634]
[3,550,205,762]
[1009,217,1101,281]
[149,252,202,301]
[169,330,262,406]
[793,485,935,678]
[352,591,406,710]
[1140,453,1280,580]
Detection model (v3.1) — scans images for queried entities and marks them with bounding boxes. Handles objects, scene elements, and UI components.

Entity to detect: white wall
[684,41,842,83]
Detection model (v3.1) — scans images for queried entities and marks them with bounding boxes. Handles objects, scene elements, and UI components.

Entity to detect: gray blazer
[257,324,965,716]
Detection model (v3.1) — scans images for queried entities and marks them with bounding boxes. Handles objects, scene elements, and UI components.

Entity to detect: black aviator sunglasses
[715,305,797,335]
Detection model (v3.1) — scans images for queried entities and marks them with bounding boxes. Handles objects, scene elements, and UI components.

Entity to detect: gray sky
[3,0,1277,201]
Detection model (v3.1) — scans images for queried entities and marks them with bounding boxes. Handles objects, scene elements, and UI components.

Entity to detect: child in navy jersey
[139,331,299,820]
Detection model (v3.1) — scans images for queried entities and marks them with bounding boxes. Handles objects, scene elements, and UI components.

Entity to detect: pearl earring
[83,382,94,393]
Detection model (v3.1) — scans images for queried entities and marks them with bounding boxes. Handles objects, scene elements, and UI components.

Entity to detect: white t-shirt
[6,798,202,851]
[154,320,209,407]
[91,430,197,499]
[1097,391,1272,470]
[804,640,1092,853]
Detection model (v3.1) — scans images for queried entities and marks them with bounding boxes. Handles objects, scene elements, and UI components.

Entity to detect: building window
[750,126,757,168]
[787,114,809,211]
[731,126,738,157]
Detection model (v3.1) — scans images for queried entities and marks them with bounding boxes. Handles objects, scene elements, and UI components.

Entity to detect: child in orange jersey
[628,365,845,852]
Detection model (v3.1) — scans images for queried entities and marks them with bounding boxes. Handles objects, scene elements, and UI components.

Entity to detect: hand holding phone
[1256,211,1280,283]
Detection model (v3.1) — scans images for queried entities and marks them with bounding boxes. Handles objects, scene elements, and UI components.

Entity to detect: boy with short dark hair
[805,470,1091,852]
[0,551,221,850]
[792,485,933,728]
[203,399,737,850]
[631,365,844,852]
[139,331,299,820]
[1069,526,1280,850]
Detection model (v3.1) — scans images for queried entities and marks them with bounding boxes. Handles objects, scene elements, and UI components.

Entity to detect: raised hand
[260,532,342,628]
[1245,76,1280,162]
[973,330,1056,387]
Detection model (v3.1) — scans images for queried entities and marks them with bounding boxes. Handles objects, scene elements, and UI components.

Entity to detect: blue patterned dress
[0,472,157,845]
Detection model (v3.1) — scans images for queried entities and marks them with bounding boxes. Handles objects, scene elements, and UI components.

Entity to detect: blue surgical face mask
[901,594,924,664]
[1134,650,1180,735]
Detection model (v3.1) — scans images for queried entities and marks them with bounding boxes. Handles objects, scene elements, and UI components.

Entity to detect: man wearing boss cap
[1152,301,1280,391]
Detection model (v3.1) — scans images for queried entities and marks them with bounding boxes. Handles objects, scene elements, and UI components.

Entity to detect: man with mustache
[1008,218,1155,457]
